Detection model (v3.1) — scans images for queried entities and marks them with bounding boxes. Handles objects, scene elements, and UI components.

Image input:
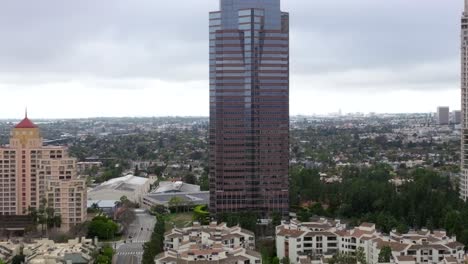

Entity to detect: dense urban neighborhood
[0,113,465,263]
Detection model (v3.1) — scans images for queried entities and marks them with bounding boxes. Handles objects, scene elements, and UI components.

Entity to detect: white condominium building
[155,222,261,264]
[276,218,465,264]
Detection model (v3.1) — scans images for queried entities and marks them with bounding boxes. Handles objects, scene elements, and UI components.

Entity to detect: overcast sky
[0,0,463,118]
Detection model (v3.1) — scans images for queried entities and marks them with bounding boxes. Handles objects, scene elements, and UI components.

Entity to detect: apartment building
[437,107,449,125]
[0,115,86,230]
[155,222,260,263]
[276,218,465,264]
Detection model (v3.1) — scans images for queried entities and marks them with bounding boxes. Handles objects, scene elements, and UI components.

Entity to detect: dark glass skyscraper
[209,0,289,217]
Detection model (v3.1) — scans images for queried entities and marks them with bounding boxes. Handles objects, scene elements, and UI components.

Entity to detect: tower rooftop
[15,117,37,129]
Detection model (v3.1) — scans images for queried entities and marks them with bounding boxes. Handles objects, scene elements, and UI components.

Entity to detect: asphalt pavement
[115,210,156,264]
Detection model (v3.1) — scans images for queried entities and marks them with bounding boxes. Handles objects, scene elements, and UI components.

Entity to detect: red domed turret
[15,110,37,129]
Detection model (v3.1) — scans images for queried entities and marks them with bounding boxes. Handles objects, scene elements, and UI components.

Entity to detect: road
[115,210,156,264]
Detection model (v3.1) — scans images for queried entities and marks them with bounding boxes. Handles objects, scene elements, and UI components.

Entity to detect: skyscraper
[209,0,289,217]
[461,1,468,201]
[436,106,449,125]
[0,114,87,230]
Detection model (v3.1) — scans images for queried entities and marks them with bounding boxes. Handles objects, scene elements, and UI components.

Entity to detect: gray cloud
[0,0,462,115]
[0,1,461,78]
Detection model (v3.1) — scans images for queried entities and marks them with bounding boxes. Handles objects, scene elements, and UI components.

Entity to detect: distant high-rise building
[461,1,468,201]
[436,106,449,125]
[453,110,461,124]
[209,0,289,217]
[0,114,87,230]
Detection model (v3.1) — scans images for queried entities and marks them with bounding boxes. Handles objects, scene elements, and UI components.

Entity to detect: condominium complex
[0,115,86,230]
[0,237,95,264]
[461,0,468,201]
[155,222,260,263]
[276,219,465,264]
[437,107,449,125]
[209,0,290,217]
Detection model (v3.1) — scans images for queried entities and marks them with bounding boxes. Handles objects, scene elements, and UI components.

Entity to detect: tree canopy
[290,165,468,247]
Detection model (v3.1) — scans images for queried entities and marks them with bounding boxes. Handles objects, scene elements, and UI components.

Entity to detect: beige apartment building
[0,115,86,230]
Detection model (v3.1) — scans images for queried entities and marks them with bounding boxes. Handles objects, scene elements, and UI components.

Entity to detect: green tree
[444,210,462,236]
[183,174,196,184]
[378,246,392,263]
[168,196,185,213]
[12,255,25,264]
[356,247,366,264]
[329,253,357,264]
[271,211,282,227]
[96,255,111,264]
[272,257,280,264]
[88,216,119,240]
[198,173,209,191]
[259,241,276,264]
[297,209,311,222]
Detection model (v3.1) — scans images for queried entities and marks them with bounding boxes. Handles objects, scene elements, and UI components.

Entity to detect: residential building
[276,218,465,264]
[437,107,449,125]
[452,110,461,124]
[0,114,86,230]
[209,0,290,218]
[87,174,152,204]
[462,0,468,201]
[0,237,96,264]
[155,222,260,264]
[76,161,102,173]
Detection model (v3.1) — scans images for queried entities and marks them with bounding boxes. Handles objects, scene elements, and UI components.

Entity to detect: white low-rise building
[276,219,465,264]
[155,222,260,264]
[88,174,153,204]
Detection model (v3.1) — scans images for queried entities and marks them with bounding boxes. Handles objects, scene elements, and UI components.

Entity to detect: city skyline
[0,0,463,118]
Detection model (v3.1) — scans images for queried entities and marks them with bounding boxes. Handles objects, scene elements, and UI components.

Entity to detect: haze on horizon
[0,0,462,119]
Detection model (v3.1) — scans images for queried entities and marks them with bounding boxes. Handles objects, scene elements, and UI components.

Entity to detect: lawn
[164,213,193,231]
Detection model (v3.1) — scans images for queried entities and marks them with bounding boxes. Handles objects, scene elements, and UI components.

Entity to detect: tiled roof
[277,228,306,238]
[375,239,409,252]
[15,117,37,129]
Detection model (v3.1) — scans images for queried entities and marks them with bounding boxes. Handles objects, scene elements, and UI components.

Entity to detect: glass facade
[209,0,289,217]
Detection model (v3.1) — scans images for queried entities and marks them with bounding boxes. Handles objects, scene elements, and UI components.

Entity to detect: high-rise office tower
[461,1,468,201]
[437,106,450,125]
[0,114,87,230]
[209,0,289,217]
